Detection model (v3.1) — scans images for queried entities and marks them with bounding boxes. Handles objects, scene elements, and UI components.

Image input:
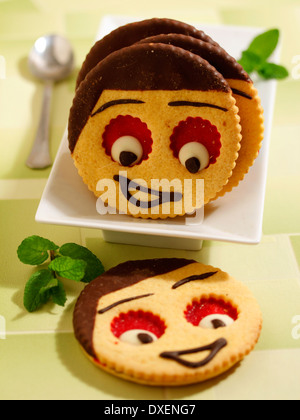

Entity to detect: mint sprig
[23,270,64,313]
[238,29,289,80]
[17,235,105,312]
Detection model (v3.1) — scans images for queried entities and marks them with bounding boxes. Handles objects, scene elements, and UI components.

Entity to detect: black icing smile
[113,174,183,209]
[160,338,227,368]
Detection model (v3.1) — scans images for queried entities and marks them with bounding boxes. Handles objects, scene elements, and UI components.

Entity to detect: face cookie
[69,42,242,218]
[73,258,262,386]
[137,34,264,198]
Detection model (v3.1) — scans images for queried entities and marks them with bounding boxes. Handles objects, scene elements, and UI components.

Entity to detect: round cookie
[73,258,262,386]
[76,17,219,89]
[68,42,242,219]
[137,34,264,197]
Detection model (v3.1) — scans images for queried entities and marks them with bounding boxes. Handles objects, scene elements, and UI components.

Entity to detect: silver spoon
[26,34,74,169]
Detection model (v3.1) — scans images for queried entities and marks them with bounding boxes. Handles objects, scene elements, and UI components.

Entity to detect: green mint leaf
[59,243,105,283]
[238,28,289,80]
[23,269,57,312]
[17,235,59,266]
[50,279,67,307]
[247,29,280,61]
[49,256,87,282]
[257,62,289,79]
[238,50,263,74]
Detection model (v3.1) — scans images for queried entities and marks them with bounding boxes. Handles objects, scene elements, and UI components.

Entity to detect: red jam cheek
[102,115,153,161]
[111,310,166,339]
[185,297,238,326]
[170,117,222,165]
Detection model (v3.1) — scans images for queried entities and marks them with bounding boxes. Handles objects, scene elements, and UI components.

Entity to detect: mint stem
[50,250,57,261]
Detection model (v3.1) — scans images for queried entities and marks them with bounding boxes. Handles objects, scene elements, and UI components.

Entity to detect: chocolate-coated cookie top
[137,33,251,82]
[76,17,219,88]
[68,42,230,153]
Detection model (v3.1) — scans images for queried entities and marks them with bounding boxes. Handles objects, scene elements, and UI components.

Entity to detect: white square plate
[36,15,279,248]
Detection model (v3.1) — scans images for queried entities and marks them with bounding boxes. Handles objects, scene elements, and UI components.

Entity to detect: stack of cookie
[70,21,264,385]
[68,18,264,218]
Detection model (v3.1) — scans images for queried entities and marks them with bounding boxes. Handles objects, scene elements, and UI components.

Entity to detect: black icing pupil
[185,157,201,174]
[119,151,138,166]
[212,319,227,329]
[137,333,154,344]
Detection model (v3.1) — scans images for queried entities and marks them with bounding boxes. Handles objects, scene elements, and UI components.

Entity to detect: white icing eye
[111,136,143,166]
[199,314,235,330]
[119,329,158,346]
[178,142,210,173]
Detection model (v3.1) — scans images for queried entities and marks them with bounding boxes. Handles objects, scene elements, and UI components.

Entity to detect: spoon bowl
[26,34,74,169]
[29,34,74,82]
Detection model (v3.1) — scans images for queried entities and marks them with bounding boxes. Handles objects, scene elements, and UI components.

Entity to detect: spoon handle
[26,81,53,169]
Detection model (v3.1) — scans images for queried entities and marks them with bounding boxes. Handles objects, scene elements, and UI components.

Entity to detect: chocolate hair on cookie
[68,42,230,153]
[76,17,219,89]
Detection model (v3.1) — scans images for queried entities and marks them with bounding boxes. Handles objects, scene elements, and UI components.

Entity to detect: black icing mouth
[160,338,227,368]
[113,174,183,209]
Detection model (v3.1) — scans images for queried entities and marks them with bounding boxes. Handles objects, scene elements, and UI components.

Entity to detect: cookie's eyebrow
[231,88,252,100]
[172,271,218,290]
[98,293,154,314]
[168,101,228,112]
[91,99,145,117]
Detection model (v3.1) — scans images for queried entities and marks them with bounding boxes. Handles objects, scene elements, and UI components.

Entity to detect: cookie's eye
[178,142,210,173]
[111,310,166,345]
[119,329,158,345]
[103,115,153,166]
[185,297,238,329]
[170,117,222,173]
[199,314,235,329]
[111,136,143,166]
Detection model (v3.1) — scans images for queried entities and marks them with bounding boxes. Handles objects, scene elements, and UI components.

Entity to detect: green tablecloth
[1,0,300,400]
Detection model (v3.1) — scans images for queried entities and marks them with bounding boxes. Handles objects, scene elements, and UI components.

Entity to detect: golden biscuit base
[73,89,241,219]
[214,79,264,198]
[73,259,262,386]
